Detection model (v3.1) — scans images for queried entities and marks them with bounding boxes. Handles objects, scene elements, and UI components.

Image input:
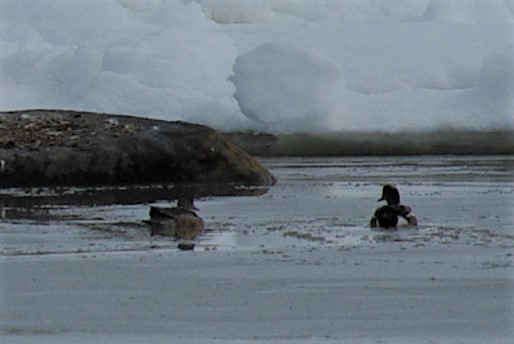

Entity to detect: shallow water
[1,155,513,257]
[200,155,514,253]
[1,155,513,343]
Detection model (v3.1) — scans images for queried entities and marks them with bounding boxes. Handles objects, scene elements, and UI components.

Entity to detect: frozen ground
[1,156,513,343]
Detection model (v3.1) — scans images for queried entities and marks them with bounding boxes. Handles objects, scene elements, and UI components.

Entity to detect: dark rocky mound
[0,109,275,188]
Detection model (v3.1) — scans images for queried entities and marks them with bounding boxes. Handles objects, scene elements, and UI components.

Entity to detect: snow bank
[420,0,514,23]
[0,0,513,134]
[446,45,514,129]
[232,42,343,132]
[0,0,244,129]
[200,0,514,24]
[232,26,514,132]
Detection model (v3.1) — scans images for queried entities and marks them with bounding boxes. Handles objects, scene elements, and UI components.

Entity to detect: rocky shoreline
[0,109,275,189]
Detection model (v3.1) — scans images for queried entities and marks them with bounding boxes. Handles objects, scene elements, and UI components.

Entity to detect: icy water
[1,155,513,256]
[1,155,513,343]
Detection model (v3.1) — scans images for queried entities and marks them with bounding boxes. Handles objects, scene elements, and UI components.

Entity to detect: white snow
[0,0,514,133]
[1,0,513,133]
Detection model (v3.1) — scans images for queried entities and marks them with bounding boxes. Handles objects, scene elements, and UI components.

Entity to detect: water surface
[1,155,512,257]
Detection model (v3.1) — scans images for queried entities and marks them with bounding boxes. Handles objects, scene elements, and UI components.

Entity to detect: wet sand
[1,156,513,343]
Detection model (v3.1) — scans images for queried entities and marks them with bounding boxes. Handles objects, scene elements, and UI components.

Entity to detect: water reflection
[0,183,269,221]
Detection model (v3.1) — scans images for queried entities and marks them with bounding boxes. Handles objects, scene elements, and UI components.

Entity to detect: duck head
[378,184,400,205]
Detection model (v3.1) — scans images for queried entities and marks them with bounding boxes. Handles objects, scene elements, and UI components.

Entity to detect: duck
[149,198,204,239]
[370,184,417,228]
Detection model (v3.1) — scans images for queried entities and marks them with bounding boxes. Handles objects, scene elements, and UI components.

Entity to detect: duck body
[149,198,204,239]
[370,185,417,229]
[370,204,417,228]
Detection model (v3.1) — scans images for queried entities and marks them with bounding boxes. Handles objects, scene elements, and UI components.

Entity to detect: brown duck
[149,198,204,239]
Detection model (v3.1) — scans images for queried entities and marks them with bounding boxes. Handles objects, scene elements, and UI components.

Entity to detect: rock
[0,109,276,188]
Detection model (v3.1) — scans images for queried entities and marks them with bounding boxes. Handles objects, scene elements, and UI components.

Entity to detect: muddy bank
[224,130,514,156]
[0,109,275,188]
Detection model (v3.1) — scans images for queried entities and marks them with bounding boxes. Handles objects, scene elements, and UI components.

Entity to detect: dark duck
[370,184,418,228]
[149,198,204,239]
